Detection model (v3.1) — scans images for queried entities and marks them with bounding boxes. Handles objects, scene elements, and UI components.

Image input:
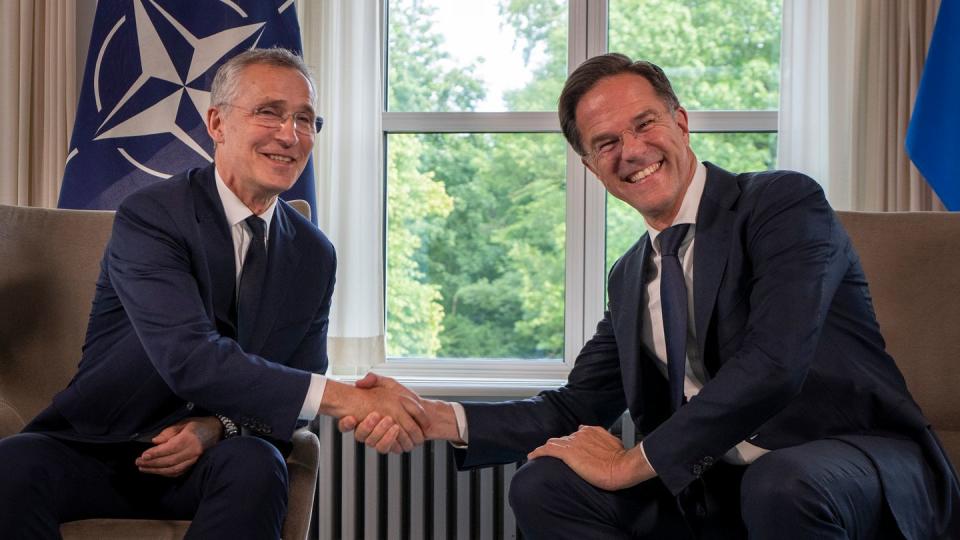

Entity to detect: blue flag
[906,0,960,211]
[58,0,317,223]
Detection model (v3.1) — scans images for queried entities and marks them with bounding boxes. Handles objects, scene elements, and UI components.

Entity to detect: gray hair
[558,53,681,156]
[210,47,316,108]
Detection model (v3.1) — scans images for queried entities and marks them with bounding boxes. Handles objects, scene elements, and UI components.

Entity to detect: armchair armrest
[0,399,25,439]
[281,426,320,540]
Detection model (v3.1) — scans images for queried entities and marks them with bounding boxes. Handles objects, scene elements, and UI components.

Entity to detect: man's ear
[674,106,691,141]
[207,107,224,144]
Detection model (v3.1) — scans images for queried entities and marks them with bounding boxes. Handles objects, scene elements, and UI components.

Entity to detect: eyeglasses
[222,103,324,136]
[582,114,663,165]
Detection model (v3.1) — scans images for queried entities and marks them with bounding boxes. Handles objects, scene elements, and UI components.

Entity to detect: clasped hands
[327,373,459,454]
[331,373,656,491]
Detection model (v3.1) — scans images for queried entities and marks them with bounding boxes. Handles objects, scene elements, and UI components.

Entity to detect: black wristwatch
[215,414,239,439]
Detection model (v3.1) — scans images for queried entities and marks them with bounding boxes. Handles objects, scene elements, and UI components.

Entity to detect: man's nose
[619,130,647,161]
[274,117,299,145]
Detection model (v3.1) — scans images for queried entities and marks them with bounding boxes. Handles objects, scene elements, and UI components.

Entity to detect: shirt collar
[214,167,277,232]
[648,161,707,253]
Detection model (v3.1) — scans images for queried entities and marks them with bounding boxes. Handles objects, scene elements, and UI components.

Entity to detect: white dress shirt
[215,169,326,421]
[637,163,766,466]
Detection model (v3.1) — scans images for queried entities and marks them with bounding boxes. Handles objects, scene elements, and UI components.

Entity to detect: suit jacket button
[186,402,194,411]
[691,464,703,476]
[695,503,707,518]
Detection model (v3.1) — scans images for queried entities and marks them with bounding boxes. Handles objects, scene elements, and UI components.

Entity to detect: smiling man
[344,53,959,539]
[0,48,426,538]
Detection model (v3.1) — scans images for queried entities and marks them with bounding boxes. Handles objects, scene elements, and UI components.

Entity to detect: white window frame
[374,0,777,393]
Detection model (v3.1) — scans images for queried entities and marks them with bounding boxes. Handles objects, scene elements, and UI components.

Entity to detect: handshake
[320,372,652,493]
[319,372,462,454]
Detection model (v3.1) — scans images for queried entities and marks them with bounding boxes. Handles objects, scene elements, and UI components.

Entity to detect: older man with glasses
[0,48,426,538]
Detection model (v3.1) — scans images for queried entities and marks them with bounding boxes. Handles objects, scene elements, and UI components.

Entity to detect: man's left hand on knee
[528,425,657,491]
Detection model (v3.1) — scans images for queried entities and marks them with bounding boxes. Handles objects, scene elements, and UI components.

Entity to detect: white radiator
[314,412,638,540]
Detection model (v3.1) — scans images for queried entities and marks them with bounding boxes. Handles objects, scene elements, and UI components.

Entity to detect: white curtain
[779,0,944,211]
[0,0,77,208]
[298,0,386,375]
[777,0,856,210]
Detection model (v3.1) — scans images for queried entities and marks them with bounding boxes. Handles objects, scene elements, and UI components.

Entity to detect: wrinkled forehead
[236,64,317,107]
[576,92,669,142]
[577,74,666,127]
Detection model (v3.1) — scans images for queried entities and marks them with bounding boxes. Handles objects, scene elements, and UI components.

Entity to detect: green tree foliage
[386,0,780,359]
[387,1,485,111]
[387,0,567,359]
[606,0,781,270]
[385,0,472,356]
[386,135,453,356]
[498,0,567,111]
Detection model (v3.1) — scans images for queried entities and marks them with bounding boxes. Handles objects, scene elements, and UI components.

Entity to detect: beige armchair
[837,211,960,468]
[0,202,320,540]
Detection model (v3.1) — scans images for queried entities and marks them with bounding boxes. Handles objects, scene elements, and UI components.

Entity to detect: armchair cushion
[837,211,960,467]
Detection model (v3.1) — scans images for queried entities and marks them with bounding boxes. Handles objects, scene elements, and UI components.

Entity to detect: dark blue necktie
[238,216,267,349]
[659,223,690,413]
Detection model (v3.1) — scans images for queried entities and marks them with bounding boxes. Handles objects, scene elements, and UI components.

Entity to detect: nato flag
[58,0,318,223]
[906,0,960,211]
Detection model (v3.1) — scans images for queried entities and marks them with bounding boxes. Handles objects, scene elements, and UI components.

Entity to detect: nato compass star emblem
[61,0,300,209]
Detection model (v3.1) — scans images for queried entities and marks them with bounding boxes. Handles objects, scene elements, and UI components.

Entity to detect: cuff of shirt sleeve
[638,440,657,475]
[450,401,469,448]
[299,373,327,420]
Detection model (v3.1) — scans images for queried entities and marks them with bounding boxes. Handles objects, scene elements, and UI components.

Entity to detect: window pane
[605,133,777,272]
[386,0,568,112]
[609,0,782,110]
[386,133,567,359]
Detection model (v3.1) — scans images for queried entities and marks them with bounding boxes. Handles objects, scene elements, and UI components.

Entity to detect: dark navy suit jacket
[27,164,336,445]
[456,163,958,539]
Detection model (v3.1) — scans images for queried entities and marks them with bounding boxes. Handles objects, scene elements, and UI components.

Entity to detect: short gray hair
[210,48,316,108]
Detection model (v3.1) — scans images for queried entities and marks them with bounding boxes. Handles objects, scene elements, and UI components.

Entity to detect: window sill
[331,357,568,397]
[329,356,571,397]
[329,373,566,398]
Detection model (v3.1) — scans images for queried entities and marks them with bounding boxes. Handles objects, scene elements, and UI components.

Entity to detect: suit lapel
[692,163,740,367]
[612,234,652,409]
[247,202,301,354]
[193,166,239,339]
[613,233,674,428]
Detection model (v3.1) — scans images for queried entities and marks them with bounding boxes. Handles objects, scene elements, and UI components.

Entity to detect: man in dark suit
[0,48,425,538]
[345,54,959,539]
